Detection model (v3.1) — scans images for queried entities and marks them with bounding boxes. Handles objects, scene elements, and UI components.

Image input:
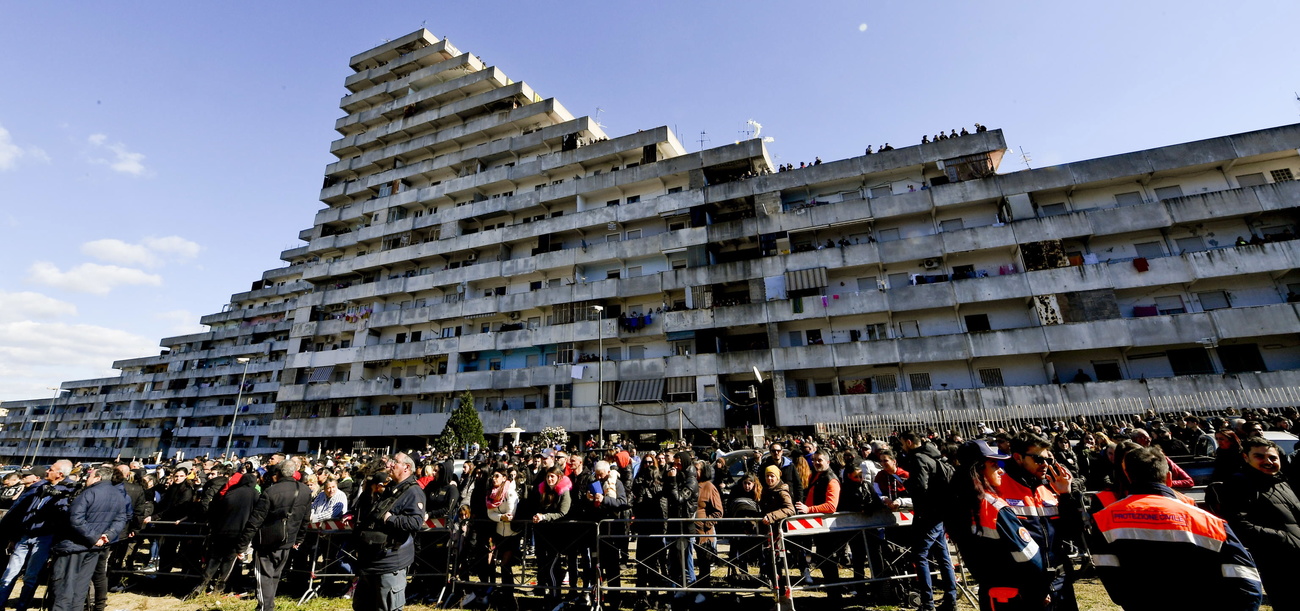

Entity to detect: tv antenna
[697,130,710,151]
[1019,146,1033,170]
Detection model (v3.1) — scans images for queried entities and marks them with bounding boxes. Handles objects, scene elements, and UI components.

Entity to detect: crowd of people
[0,405,1295,611]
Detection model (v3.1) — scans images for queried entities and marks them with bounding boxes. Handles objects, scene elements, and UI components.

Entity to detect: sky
[2,1,1299,402]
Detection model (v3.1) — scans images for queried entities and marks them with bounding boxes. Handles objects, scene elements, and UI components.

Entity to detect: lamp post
[224,357,253,459]
[24,387,59,468]
[592,305,605,446]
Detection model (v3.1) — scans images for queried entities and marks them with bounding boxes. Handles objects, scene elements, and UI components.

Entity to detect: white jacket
[485,483,519,536]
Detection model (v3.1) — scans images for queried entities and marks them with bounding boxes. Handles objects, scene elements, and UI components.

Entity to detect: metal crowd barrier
[104,510,965,610]
[296,516,454,604]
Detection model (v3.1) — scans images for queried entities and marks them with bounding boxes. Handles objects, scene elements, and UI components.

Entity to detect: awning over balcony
[308,365,335,383]
[666,376,695,395]
[616,378,664,403]
[785,267,828,292]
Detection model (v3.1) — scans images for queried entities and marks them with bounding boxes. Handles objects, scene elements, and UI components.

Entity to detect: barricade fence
[107,510,956,609]
[815,388,1300,439]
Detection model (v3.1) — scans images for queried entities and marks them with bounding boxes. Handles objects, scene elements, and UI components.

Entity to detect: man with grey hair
[352,452,426,611]
[50,465,129,611]
[0,459,76,611]
[239,459,311,611]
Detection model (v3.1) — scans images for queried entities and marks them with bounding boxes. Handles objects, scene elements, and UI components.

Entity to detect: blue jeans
[912,522,956,609]
[0,535,53,611]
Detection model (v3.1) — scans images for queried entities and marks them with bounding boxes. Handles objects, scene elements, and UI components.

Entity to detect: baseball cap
[974,440,1009,460]
[21,466,46,478]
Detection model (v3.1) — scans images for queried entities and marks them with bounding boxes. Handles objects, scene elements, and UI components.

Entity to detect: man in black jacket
[49,465,129,611]
[191,465,259,598]
[87,465,154,611]
[238,460,311,611]
[663,450,698,592]
[1220,436,1300,610]
[351,452,427,611]
[900,432,958,611]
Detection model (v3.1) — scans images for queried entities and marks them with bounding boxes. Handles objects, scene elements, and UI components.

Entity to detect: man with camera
[351,453,426,611]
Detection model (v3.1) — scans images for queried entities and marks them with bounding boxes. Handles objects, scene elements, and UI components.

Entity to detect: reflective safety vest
[1089,488,1262,610]
[992,471,1073,571]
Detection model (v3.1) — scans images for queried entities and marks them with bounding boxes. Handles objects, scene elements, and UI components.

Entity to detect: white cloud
[154,309,207,336]
[87,133,147,176]
[0,291,77,320]
[0,123,50,171]
[81,236,201,267]
[142,236,201,259]
[26,261,162,295]
[81,239,156,267]
[0,320,158,402]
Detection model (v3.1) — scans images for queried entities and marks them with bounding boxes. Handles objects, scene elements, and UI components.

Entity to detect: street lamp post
[592,305,605,446]
[24,388,59,468]
[224,357,253,459]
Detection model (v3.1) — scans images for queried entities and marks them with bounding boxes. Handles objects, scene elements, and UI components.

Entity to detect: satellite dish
[753,366,764,383]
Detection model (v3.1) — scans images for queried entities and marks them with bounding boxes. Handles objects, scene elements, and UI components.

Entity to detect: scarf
[486,481,509,510]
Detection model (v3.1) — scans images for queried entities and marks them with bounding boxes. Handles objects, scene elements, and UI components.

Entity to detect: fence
[815,387,1300,439]
[105,509,954,610]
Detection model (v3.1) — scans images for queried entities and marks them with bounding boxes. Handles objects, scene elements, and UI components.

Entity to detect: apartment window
[978,368,1005,387]
[625,229,642,240]
[1197,290,1231,311]
[488,359,502,371]
[1155,295,1186,315]
[671,259,687,270]
[869,186,892,198]
[526,354,539,367]
[939,218,964,232]
[527,316,541,329]
[606,270,620,279]
[669,222,687,231]
[787,331,804,347]
[1271,168,1294,183]
[856,276,877,291]
[627,345,646,360]
[898,320,920,338]
[554,384,572,408]
[606,233,620,243]
[964,314,992,332]
[1175,236,1205,253]
[1114,191,1145,206]
[806,329,824,345]
[1040,203,1067,217]
[409,331,422,342]
[1133,241,1166,259]
[626,195,640,204]
[865,323,888,341]
[1092,360,1123,381]
[667,186,683,194]
[877,228,901,242]
[607,199,620,206]
[1153,185,1184,200]
[395,333,407,344]
[887,272,911,289]
[673,341,692,356]
[556,342,574,365]
[605,347,622,361]
[873,374,898,392]
[626,266,642,277]
[909,372,932,391]
[1237,173,1267,187]
[530,281,543,291]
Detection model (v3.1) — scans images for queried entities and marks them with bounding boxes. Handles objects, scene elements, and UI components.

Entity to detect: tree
[437,390,486,453]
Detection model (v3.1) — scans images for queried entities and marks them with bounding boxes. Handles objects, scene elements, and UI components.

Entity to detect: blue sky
[2,1,1299,401]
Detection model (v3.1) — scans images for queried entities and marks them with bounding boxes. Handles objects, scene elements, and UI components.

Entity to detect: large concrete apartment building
[5,29,1300,462]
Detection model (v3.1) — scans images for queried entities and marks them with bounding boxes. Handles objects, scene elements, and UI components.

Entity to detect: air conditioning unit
[465,253,478,261]
[923,259,940,269]
[508,312,521,320]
